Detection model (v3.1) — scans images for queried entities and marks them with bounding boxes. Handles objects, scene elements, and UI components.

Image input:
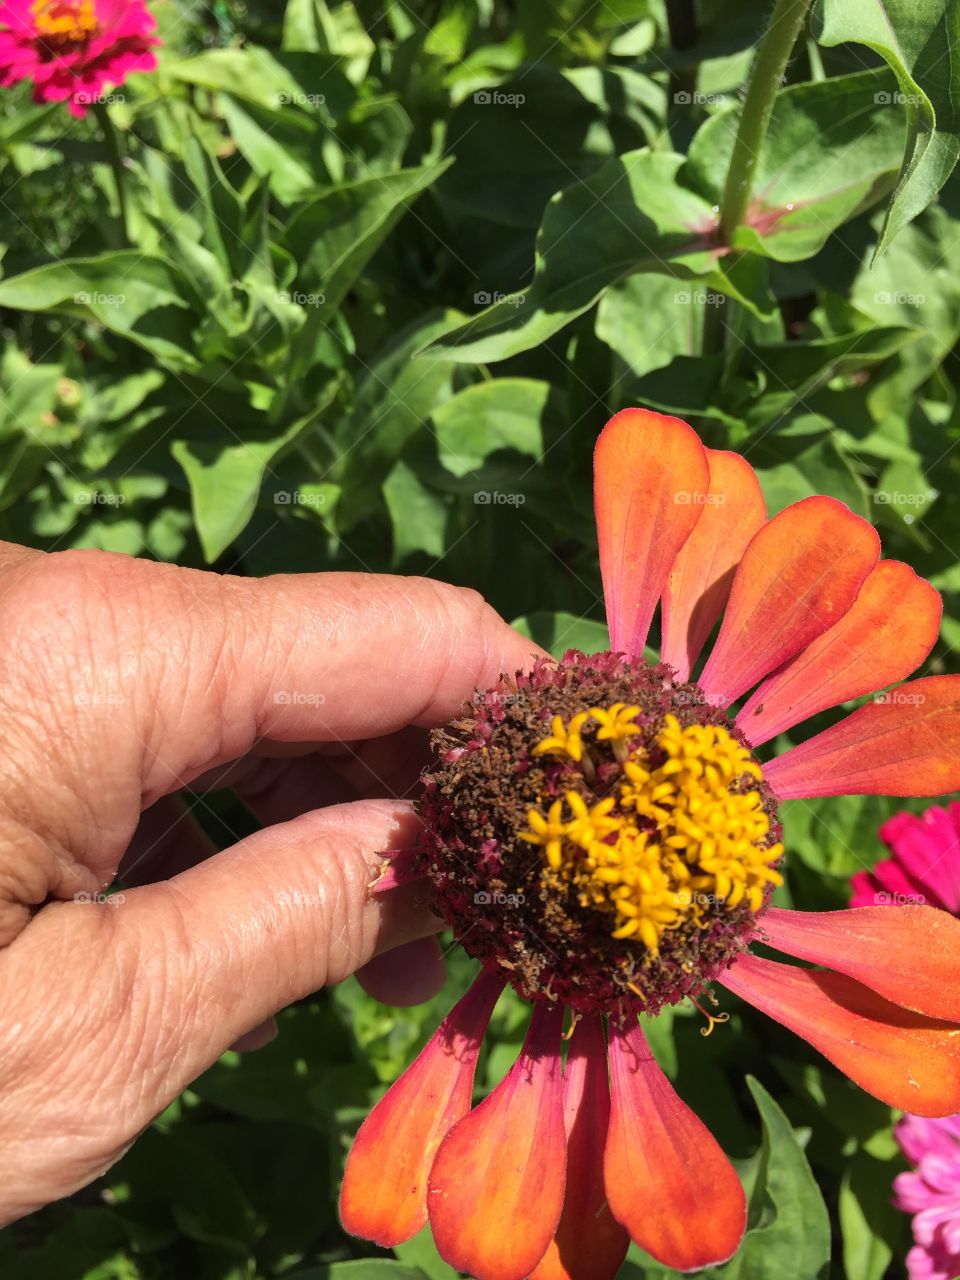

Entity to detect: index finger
[0,551,544,895]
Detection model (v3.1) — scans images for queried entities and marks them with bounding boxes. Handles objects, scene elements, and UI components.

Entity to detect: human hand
[0,543,538,1225]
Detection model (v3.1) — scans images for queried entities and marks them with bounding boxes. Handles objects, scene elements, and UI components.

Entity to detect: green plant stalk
[718,0,814,243]
[703,0,814,357]
[93,101,130,244]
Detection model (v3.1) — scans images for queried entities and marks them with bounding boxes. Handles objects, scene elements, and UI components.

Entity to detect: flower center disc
[31,0,98,50]
[418,651,783,1016]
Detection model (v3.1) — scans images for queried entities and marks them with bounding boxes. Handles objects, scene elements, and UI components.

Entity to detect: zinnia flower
[895,1114,960,1280]
[851,804,960,1280]
[851,801,960,913]
[341,408,960,1280]
[0,0,159,117]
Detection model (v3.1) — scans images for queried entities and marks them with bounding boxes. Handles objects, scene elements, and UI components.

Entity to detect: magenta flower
[851,803,960,912]
[0,0,159,117]
[852,802,960,1280]
[895,1114,960,1280]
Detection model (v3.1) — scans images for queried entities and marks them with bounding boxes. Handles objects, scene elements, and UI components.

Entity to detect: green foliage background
[2,0,960,1276]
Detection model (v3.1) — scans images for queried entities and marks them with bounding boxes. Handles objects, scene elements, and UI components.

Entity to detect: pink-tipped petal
[661,448,767,682]
[531,1017,629,1280]
[760,905,960,1022]
[721,952,960,1116]
[737,561,941,746]
[594,408,709,658]
[340,970,503,1246]
[604,1020,746,1271]
[428,1001,567,1280]
[698,496,880,707]
[764,676,960,799]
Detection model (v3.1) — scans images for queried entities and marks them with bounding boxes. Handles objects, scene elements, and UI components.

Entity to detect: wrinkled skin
[0,542,539,1224]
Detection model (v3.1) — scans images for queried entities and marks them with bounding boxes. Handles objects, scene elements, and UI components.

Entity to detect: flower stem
[93,101,130,245]
[718,0,814,244]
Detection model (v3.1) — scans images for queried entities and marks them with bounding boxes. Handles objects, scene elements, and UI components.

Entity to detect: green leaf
[383,460,448,562]
[596,274,702,381]
[754,437,870,520]
[839,1150,904,1280]
[171,386,339,562]
[684,70,906,261]
[437,64,648,230]
[285,161,453,323]
[817,0,960,254]
[428,149,753,364]
[511,611,610,658]
[336,310,461,528]
[726,1077,831,1280]
[165,46,353,115]
[431,378,551,477]
[393,1229,459,1280]
[219,97,327,204]
[0,254,199,371]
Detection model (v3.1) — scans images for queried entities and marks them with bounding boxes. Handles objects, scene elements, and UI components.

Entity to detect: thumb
[0,799,439,1222]
[129,799,439,1081]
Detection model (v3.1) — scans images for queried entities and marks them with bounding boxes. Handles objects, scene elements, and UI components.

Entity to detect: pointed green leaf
[431,378,551,477]
[428,149,749,364]
[684,70,906,261]
[817,0,960,254]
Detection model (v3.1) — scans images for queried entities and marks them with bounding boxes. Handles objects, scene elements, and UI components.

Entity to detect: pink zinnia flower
[852,802,960,913]
[341,409,960,1280]
[895,1114,960,1280]
[852,803,960,1280]
[0,0,159,117]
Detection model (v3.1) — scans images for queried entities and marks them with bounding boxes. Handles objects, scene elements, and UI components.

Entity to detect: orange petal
[594,408,709,657]
[764,675,960,798]
[428,1001,567,1280]
[661,448,766,682]
[698,496,880,707]
[737,561,941,746]
[531,1017,628,1280]
[604,1020,746,1270]
[760,905,960,1022]
[721,952,960,1116]
[340,970,503,1246]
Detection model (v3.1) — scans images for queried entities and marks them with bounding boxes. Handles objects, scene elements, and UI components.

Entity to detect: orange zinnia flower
[341,408,960,1280]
